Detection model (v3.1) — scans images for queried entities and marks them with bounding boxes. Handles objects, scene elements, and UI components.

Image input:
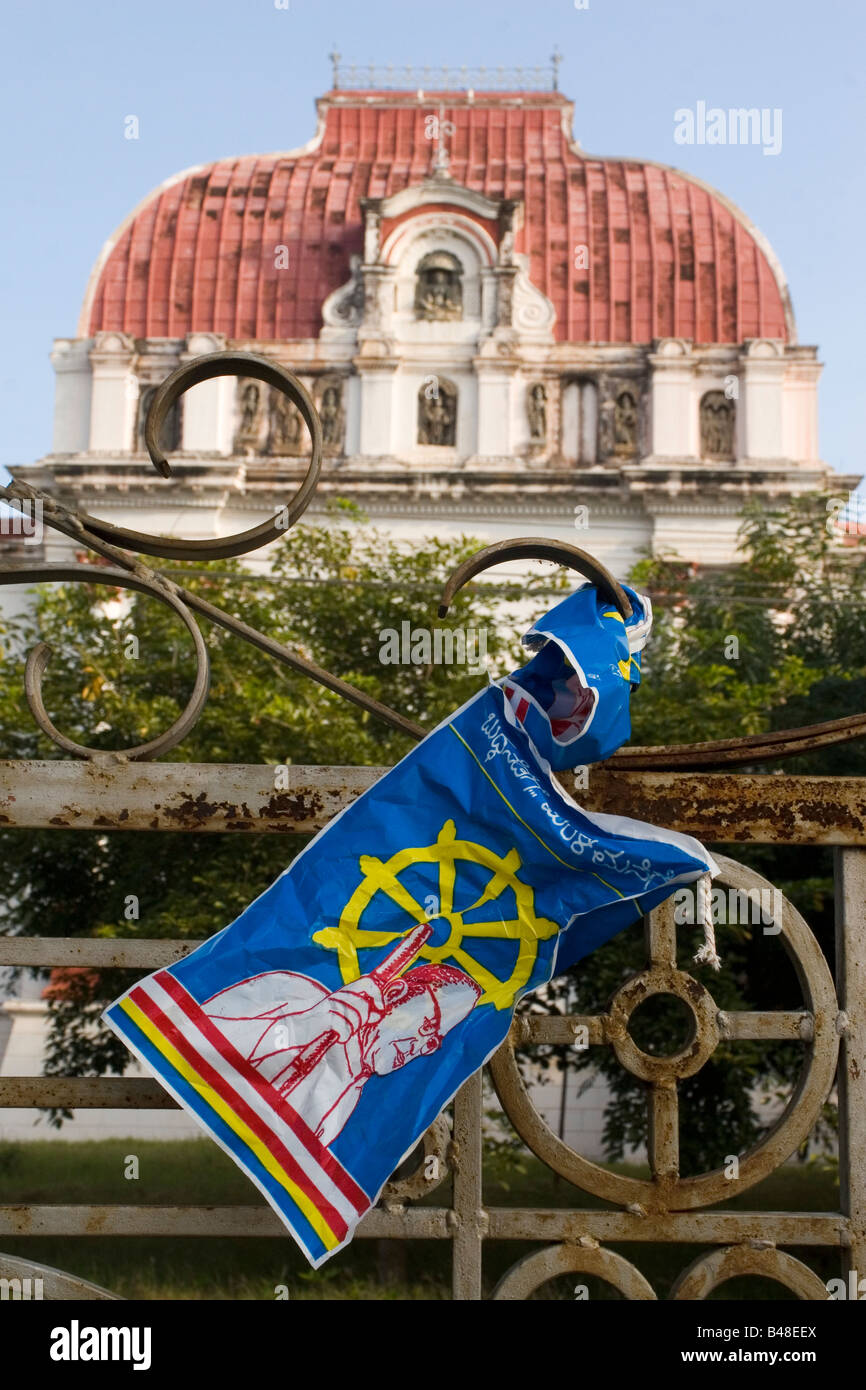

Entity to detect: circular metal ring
[493,1242,656,1300]
[671,1245,830,1301]
[74,351,322,561]
[607,966,719,1083]
[489,854,839,1212]
[0,1252,121,1301]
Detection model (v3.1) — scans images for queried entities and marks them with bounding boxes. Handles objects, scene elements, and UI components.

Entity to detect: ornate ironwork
[0,815,861,1301]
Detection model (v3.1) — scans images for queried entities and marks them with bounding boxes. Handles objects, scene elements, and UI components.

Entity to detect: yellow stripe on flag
[119,996,340,1251]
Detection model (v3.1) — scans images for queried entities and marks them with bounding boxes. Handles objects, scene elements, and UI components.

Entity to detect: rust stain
[9,1206,33,1234]
[263,791,325,821]
[163,792,240,826]
[84,1208,109,1235]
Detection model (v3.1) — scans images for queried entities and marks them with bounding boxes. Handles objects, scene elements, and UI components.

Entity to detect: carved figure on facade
[527,383,547,443]
[613,389,639,458]
[700,390,735,461]
[238,383,262,439]
[415,251,463,321]
[597,396,615,461]
[597,378,643,462]
[418,378,457,446]
[268,387,305,457]
[319,380,345,453]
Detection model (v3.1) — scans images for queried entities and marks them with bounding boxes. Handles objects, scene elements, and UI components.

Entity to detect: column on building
[782,348,822,465]
[179,333,233,454]
[739,339,787,462]
[88,332,138,452]
[50,339,93,454]
[648,339,699,460]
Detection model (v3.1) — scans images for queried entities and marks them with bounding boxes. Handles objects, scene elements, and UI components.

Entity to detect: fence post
[835,848,866,1289]
[451,1071,484,1299]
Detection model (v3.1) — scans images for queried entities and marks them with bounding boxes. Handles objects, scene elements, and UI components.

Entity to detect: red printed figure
[204,924,480,1146]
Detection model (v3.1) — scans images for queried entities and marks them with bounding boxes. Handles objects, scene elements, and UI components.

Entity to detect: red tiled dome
[81,90,793,346]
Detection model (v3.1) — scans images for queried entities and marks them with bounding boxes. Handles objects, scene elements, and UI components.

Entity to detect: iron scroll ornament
[72,352,323,562]
[1,348,865,768]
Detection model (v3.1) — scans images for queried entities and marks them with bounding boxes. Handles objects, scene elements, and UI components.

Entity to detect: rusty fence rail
[0,762,863,1300]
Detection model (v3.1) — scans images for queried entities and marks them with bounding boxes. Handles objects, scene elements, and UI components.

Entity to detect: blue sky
[1,0,863,482]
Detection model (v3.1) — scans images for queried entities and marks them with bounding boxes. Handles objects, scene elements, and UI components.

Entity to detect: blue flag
[104,583,716,1267]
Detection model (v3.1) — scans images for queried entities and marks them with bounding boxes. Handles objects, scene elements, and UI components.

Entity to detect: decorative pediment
[90,331,136,357]
[376,175,504,224]
[363,178,520,272]
[184,332,228,356]
[743,338,785,359]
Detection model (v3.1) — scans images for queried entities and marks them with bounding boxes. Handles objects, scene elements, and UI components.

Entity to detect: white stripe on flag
[142,973,364,1230]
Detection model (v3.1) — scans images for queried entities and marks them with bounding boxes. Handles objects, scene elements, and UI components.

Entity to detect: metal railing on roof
[327,52,564,93]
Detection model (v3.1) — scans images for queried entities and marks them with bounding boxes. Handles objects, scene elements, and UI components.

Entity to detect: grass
[0,1138,841,1300]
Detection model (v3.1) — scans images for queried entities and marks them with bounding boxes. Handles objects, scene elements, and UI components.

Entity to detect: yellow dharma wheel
[313,819,559,1010]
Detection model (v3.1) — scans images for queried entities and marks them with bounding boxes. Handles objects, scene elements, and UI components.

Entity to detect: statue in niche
[613,389,638,458]
[415,251,463,322]
[597,400,615,460]
[137,385,180,453]
[240,384,260,434]
[235,381,263,449]
[418,378,457,447]
[268,388,304,456]
[700,390,735,460]
[527,383,547,443]
[319,381,345,452]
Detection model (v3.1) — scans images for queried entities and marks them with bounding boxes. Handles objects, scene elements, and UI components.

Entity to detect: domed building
[2,62,857,1151]
[18,61,857,571]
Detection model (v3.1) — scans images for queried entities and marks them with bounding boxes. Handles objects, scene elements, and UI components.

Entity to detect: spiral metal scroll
[74,352,323,561]
[20,564,210,762]
[1,347,866,765]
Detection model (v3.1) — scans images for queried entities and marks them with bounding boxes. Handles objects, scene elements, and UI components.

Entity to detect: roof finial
[551,46,563,91]
[430,104,456,177]
[329,46,341,90]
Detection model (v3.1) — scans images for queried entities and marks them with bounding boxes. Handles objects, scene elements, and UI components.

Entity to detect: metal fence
[1,351,862,1299]
[0,761,862,1300]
